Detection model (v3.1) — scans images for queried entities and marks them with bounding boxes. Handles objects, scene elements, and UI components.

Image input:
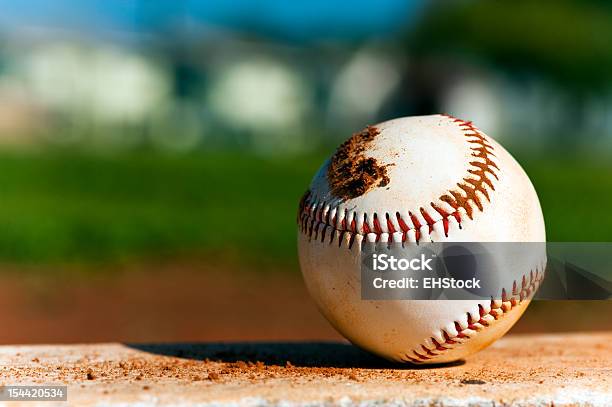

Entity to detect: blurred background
[0,0,610,344]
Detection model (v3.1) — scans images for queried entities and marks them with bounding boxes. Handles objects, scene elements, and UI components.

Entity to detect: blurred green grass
[0,148,608,264]
[520,150,612,242]
[0,149,324,264]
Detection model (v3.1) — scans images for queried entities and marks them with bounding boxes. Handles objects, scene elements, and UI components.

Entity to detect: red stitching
[298,115,498,245]
[401,268,544,364]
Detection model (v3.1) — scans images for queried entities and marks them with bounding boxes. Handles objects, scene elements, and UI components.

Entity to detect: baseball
[298,114,546,364]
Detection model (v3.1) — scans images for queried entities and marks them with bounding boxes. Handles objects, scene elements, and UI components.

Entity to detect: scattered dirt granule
[327,126,391,200]
[460,379,486,385]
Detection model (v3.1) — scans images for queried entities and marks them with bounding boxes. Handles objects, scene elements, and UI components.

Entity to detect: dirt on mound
[2,333,610,406]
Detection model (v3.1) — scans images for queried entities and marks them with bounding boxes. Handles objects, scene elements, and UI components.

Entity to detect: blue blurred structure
[0,0,426,152]
[0,0,422,41]
[0,0,610,153]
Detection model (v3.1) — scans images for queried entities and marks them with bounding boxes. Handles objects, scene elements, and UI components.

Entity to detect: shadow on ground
[127,342,464,369]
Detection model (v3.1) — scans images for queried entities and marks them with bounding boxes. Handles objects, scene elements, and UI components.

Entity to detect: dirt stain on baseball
[327,126,391,200]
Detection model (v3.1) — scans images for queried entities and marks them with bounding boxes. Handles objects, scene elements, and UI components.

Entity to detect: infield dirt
[1,333,610,406]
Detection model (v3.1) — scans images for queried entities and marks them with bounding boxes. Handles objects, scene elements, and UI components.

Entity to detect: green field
[0,148,608,265]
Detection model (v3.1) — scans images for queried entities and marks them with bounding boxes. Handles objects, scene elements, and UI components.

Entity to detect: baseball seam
[402,266,544,364]
[298,115,499,248]
[298,114,544,364]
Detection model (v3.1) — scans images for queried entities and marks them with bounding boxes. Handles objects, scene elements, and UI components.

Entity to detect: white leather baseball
[298,114,546,364]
